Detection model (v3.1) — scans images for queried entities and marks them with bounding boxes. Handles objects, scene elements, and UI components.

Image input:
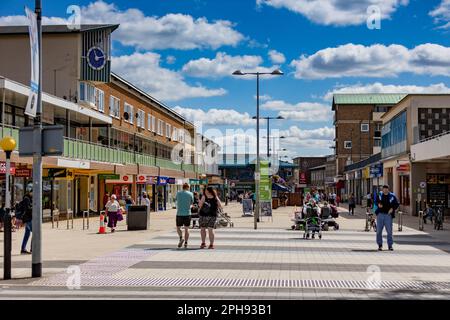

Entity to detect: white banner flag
[25,6,39,118]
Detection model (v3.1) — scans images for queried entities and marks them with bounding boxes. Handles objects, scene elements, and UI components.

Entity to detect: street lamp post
[1,136,17,280]
[253,116,285,158]
[232,69,283,230]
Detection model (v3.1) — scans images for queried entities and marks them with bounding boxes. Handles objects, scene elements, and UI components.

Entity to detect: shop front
[156,176,169,211]
[136,174,158,210]
[189,179,200,192]
[104,174,134,208]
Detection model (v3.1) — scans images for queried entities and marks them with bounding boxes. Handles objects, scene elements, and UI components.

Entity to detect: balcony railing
[1,126,198,174]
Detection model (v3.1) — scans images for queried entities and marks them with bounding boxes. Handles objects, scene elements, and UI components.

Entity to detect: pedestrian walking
[199,186,222,249]
[142,193,151,212]
[18,192,33,254]
[423,203,434,224]
[175,183,194,248]
[375,185,399,251]
[103,192,109,210]
[348,193,356,215]
[105,194,120,233]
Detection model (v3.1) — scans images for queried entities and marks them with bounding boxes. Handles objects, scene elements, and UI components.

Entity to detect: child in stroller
[303,200,322,239]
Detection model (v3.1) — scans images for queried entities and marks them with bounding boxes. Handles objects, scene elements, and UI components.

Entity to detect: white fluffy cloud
[112,52,226,101]
[261,100,332,122]
[323,82,450,101]
[268,50,286,64]
[172,106,254,126]
[281,126,335,140]
[181,52,277,78]
[256,0,409,26]
[0,0,245,50]
[430,0,450,29]
[291,43,450,79]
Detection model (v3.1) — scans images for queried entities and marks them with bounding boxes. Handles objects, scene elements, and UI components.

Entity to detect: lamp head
[276,116,285,120]
[271,69,284,75]
[0,136,16,152]
[232,70,246,76]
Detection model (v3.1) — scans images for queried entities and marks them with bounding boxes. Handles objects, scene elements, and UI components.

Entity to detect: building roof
[309,164,326,171]
[0,24,119,34]
[332,93,407,110]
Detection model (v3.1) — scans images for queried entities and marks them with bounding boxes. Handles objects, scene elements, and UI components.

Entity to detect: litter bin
[127,205,150,230]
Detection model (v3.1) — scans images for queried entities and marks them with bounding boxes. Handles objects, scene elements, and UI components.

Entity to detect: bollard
[98,211,106,234]
[418,210,424,231]
[3,209,12,280]
[364,212,370,232]
[82,210,90,230]
[67,209,74,230]
[397,211,403,232]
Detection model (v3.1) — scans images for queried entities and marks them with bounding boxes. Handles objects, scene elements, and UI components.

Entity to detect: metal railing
[1,125,199,173]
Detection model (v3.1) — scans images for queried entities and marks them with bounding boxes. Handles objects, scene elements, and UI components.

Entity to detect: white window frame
[166,123,171,139]
[361,123,369,132]
[95,88,104,112]
[157,120,164,136]
[147,114,152,131]
[109,95,120,119]
[344,141,352,149]
[124,103,134,124]
[373,138,381,147]
[172,127,178,142]
[137,109,145,128]
[152,116,156,133]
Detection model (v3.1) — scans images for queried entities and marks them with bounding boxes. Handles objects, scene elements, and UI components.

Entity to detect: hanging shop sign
[167,177,176,184]
[369,163,383,178]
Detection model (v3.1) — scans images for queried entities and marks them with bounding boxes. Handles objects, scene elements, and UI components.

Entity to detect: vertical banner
[24,6,39,118]
[259,160,272,217]
[259,160,271,201]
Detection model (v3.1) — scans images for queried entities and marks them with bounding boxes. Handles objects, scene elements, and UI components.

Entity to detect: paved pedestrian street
[1,204,450,299]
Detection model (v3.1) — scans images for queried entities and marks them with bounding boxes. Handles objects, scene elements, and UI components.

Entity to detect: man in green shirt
[176,183,194,248]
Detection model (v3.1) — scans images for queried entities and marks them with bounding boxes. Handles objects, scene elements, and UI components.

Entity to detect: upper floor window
[157,120,164,136]
[361,123,369,132]
[166,123,171,139]
[124,103,134,124]
[344,141,352,149]
[109,95,120,119]
[80,82,103,110]
[137,109,145,128]
[95,88,104,112]
[172,127,178,142]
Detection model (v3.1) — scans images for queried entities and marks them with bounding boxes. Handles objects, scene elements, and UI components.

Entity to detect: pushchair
[319,205,339,231]
[215,208,234,228]
[303,206,322,239]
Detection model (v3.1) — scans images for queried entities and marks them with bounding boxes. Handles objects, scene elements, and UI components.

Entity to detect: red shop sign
[15,168,32,178]
[0,162,16,175]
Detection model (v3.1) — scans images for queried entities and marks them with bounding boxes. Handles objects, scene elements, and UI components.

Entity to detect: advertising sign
[259,161,272,201]
[299,172,307,184]
[260,201,272,217]
[25,6,39,118]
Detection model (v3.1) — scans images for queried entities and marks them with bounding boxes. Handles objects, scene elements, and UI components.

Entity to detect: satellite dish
[123,112,129,120]
[135,112,139,119]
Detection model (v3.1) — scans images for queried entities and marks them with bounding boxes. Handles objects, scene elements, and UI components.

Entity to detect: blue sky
[2,0,450,158]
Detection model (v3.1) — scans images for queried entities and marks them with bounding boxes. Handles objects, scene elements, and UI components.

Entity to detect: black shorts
[176,216,191,227]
